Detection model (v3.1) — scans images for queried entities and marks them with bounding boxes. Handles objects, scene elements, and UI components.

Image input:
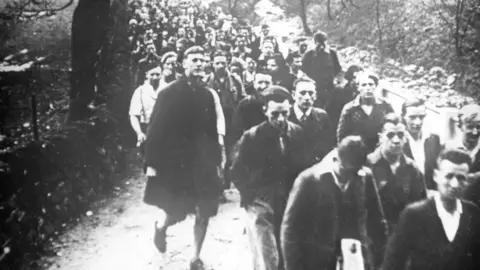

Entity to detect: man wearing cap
[136,43,161,86]
[301,30,342,108]
[231,86,308,270]
[159,51,179,86]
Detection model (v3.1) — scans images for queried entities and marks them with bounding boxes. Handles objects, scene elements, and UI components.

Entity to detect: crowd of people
[127,0,480,269]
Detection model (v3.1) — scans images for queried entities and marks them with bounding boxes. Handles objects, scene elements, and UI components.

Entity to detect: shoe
[190,258,205,270]
[153,222,167,253]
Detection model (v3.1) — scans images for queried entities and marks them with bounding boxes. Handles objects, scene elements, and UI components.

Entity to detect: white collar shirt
[434,194,463,242]
[407,132,427,174]
[293,105,312,122]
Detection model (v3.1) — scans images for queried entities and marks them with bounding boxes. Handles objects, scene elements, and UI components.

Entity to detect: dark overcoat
[144,76,221,219]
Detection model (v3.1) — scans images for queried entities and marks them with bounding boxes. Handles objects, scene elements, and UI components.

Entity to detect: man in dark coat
[281,136,383,270]
[144,46,225,270]
[382,148,480,270]
[301,30,342,108]
[366,113,427,267]
[230,86,308,270]
[337,72,394,152]
[289,77,334,165]
[231,72,272,142]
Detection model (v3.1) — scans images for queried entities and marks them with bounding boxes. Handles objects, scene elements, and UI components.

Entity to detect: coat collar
[368,147,409,167]
[351,94,384,107]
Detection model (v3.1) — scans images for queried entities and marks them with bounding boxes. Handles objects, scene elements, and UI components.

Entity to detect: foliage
[0,105,127,269]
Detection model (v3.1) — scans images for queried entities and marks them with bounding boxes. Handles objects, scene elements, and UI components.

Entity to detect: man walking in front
[230,86,307,270]
[144,46,225,270]
[281,136,382,270]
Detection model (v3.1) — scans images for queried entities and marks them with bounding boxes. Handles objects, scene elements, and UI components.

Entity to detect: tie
[300,114,308,123]
[279,135,286,155]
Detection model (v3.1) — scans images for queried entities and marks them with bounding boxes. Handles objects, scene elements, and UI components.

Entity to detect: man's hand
[136,132,147,147]
[221,146,227,170]
[146,166,157,177]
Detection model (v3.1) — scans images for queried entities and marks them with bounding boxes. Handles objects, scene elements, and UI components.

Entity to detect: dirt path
[41,166,252,270]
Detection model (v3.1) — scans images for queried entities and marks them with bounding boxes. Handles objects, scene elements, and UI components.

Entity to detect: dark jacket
[145,76,221,199]
[230,121,308,208]
[366,148,427,267]
[281,155,381,270]
[337,96,394,152]
[324,82,358,132]
[231,94,265,142]
[301,47,341,92]
[289,107,334,165]
[404,133,443,190]
[381,198,480,270]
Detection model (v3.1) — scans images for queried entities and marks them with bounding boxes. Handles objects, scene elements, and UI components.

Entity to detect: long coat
[144,76,222,219]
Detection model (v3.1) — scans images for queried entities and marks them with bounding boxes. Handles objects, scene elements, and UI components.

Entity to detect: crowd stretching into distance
[127,0,480,269]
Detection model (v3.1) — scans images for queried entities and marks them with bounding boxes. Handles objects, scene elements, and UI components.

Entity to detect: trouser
[245,198,283,270]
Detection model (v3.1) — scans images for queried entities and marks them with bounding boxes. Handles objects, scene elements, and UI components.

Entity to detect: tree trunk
[69,0,111,122]
[299,0,312,35]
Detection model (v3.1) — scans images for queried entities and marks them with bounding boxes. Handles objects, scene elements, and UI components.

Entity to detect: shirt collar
[351,94,383,107]
[293,105,312,120]
[369,147,408,166]
[434,193,463,217]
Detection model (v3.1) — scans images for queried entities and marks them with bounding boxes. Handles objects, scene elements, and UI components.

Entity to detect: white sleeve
[129,87,143,117]
[208,88,226,137]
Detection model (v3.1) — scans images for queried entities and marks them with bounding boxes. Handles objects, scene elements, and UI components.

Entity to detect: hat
[161,51,178,65]
[262,85,292,103]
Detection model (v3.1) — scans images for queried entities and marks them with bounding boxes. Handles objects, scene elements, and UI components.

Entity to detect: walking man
[382,147,480,270]
[144,46,226,270]
[230,86,308,270]
[281,136,382,270]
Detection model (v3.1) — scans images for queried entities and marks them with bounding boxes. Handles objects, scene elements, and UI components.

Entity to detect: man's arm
[128,88,146,144]
[229,131,255,196]
[337,104,352,144]
[381,207,413,270]
[281,173,313,270]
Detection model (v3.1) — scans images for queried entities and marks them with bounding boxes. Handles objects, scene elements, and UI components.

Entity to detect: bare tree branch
[327,0,333,20]
[23,0,75,13]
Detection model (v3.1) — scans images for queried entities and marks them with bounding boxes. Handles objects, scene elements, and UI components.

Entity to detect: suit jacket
[289,107,334,165]
[366,148,427,267]
[382,198,480,270]
[230,121,308,207]
[404,133,443,190]
[281,155,382,270]
[231,95,265,143]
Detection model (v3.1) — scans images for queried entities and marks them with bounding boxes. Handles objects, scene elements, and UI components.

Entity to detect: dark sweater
[382,198,480,270]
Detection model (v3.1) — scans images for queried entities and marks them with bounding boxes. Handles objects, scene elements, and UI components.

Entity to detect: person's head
[314,31,328,49]
[161,51,178,71]
[146,66,162,87]
[457,104,480,147]
[356,72,379,102]
[177,27,186,38]
[401,98,427,137]
[262,86,293,131]
[288,51,302,72]
[344,65,364,84]
[261,24,270,36]
[335,135,368,178]
[229,58,245,77]
[266,53,285,75]
[146,43,156,54]
[232,17,238,25]
[262,40,275,56]
[293,77,316,110]
[253,72,272,93]
[183,46,207,78]
[235,34,247,47]
[212,50,228,76]
[175,38,188,54]
[205,27,215,41]
[379,113,407,156]
[434,148,472,200]
[245,56,256,72]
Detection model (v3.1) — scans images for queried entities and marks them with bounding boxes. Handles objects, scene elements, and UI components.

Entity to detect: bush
[0,106,127,269]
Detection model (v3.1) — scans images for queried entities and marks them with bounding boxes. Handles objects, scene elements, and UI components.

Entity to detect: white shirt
[129,83,159,124]
[407,133,427,174]
[434,194,463,242]
[331,168,350,192]
[293,105,312,122]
